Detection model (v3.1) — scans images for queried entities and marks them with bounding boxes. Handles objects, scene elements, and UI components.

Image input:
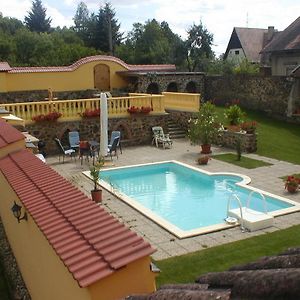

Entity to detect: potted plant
[80,108,100,118]
[127,106,141,114]
[284,176,300,193]
[197,155,211,165]
[224,104,244,126]
[90,158,104,202]
[240,121,257,134]
[32,111,62,122]
[188,102,221,154]
[140,106,152,114]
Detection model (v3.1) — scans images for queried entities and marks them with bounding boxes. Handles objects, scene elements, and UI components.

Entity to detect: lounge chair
[108,131,122,154]
[54,138,75,163]
[68,131,80,151]
[152,126,173,149]
[108,136,120,160]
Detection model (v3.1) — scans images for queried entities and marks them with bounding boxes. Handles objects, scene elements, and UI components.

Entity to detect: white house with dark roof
[224,26,278,64]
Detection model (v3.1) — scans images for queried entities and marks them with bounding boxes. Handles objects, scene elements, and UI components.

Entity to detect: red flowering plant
[285,176,300,191]
[80,108,100,118]
[32,111,62,122]
[140,106,152,114]
[240,121,257,133]
[127,106,141,114]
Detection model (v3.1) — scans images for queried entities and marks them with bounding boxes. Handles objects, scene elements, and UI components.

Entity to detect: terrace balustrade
[0,93,200,124]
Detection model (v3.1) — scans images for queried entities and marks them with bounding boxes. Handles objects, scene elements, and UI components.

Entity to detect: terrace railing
[0,94,166,124]
[162,92,200,112]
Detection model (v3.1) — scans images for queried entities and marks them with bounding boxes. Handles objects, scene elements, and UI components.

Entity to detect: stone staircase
[167,119,186,139]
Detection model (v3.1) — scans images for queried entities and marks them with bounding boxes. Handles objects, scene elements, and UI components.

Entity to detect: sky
[1,0,300,56]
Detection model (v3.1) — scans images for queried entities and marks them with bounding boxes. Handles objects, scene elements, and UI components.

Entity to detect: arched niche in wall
[166,82,178,92]
[94,64,110,91]
[185,81,197,93]
[146,82,160,94]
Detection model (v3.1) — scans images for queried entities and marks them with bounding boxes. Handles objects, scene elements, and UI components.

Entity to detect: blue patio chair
[108,131,122,154]
[68,131,80,151]
[108,136,120,160]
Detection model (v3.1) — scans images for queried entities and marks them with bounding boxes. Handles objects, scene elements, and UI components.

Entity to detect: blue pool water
[101,162,293,231]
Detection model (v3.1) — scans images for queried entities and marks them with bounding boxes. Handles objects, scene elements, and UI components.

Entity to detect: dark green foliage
[185,21,214,71]
[115,19,186,66]
[24,0,52,33]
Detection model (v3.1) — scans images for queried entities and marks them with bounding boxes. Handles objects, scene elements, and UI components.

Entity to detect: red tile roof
[2,55,175,74]
[0,119,24,148]
[0,149,155,287]
[0,62,12,72]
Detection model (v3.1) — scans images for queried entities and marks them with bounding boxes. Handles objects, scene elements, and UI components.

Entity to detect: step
[228,207,274,232]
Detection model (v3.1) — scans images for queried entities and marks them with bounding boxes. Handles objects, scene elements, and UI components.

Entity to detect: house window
[235,50,239,55]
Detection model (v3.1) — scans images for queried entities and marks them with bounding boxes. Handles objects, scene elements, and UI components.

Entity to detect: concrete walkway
[47,139,300,260]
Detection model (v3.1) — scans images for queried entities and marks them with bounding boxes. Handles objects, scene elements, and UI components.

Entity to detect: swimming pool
[92,161,299,238]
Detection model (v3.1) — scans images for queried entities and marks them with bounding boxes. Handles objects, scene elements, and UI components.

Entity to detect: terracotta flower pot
[287,185,298,194]
[198,156,209,165]
[91,189,102,203]
[201,144,211,154]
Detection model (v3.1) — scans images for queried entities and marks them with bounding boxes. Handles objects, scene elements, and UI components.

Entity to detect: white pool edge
[83,160,300,239]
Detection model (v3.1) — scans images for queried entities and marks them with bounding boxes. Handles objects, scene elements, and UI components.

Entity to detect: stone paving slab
[47,139,300,260]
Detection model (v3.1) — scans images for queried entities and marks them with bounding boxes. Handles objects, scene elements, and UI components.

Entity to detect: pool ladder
[226,188,268,232]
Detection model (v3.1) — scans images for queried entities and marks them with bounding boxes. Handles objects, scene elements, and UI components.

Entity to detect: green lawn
[155,225,300,287]
[215,107,300,165]
[213,153,272,168]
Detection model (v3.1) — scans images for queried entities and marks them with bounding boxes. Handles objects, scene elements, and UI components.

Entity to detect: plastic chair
[108,137,119,160]
[108,131,122,154]
[54,138,75,163]
[152,126,173,149]
[69,131,80,151]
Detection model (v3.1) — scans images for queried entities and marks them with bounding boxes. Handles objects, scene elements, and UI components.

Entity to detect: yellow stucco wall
[1,59,128,93]
[89,256,156,300]
[0,171,91,300]
[0,139,25,159]
[0,73,7,91]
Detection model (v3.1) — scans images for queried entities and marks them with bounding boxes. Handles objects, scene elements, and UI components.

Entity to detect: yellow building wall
[0,171,91,300]
[0,73,7,91]
[4,60,128,93]
[89,256,156,300]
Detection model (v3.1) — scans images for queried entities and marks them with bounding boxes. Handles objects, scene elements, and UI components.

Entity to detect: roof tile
[0,149,155,287]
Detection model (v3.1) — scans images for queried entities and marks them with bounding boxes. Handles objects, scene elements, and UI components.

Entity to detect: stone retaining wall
[216,130,257,153]
[205,75,293,119]
[25,114,168,155]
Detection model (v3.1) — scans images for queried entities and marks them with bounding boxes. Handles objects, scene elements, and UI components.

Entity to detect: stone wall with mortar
[167,111,257,153]
[215,130,257,153]
[136,73,205,95]
[205,75,293,119]
[25,114,168,155]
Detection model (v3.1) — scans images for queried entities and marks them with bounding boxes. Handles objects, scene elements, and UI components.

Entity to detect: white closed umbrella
[100,93,108,157]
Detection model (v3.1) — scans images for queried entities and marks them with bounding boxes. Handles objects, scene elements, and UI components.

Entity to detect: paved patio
[47,139,300,260]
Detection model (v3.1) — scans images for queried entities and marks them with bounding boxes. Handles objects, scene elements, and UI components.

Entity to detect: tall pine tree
[93,2,122,54]
[25,0,51,33]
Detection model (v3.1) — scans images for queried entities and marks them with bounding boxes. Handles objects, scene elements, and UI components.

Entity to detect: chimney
[267,26,275,41]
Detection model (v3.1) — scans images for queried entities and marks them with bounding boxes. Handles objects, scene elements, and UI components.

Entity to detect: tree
[73,2,90,43]
[186,21,214,71]
[24,0,52,33]
[92,2,123,54]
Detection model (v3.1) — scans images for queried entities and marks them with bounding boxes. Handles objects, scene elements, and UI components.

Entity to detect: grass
[155,225,300,287]
[215,106,300,165]
[213,153,272,168]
